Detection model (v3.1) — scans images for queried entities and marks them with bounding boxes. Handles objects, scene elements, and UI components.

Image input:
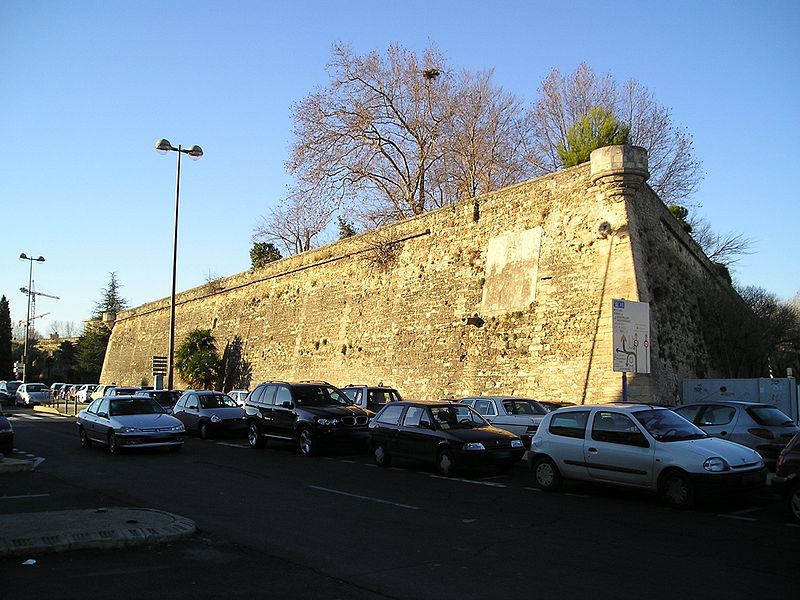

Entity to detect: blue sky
[1,0,798,337]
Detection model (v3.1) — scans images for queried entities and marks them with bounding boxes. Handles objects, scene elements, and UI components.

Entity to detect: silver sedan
[77,396,185,454]
[459,396,547,446]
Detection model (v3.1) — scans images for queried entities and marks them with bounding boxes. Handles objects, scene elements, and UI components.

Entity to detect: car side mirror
[281,401,293,409]
[98,412,108,419]
[419,419,433,429]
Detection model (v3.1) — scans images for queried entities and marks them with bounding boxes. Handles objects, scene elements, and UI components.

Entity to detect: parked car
[369,400,525,476]
[77,396,185,454]
[0,380,23,405]
[529,403,766,508]
[106,386,142,397]
[244,380,370,455]
[673,401,799,469]
[50,382,66,398]
[227,389,249,406]
[135,389,182,414]
[15,383,50,407]
[172,390,247,439]
[458,396,547,447]
[91,384,117,402]
[76,384,98,403]
[342,384,403,412]
[772,430,800,522]
[0,415,13,454]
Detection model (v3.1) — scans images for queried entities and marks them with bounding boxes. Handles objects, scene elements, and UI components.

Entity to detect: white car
[529,403,767,508]
[459,396,547,447]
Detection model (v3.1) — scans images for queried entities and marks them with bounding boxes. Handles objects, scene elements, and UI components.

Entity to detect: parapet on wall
[102,146,735,404]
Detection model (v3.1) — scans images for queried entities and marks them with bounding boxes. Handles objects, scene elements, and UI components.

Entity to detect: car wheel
[788,484,800,523]
[108,432,120,455]
[299,428,315,456]
[199,421,210,440]
[374,442,391,467]
[659,470,695,509]
[437,449,456,477]
[533,456,562,491]
[79,426,92,448]
[248,422,265,449]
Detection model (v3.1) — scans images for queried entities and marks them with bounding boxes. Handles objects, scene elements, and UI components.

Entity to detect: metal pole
[22,257,33,383]
[167,146,182,391]
[621,372,628,402]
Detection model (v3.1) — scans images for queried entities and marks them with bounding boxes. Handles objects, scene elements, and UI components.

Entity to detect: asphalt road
[2,409,798,599]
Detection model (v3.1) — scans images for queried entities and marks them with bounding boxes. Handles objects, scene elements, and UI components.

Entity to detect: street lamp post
[155,139,203,391]
[19,253,45,383]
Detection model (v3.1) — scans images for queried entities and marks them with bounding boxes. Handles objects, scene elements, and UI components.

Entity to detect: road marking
[785,523,800,528]
[524,487,542,492]
[728,507,761,516]
[308,485,420,510]
[0,494,50,500]
[429,475,506,488]
[32,457,45,470]
[719,514,757,522]
[215,442,248,448]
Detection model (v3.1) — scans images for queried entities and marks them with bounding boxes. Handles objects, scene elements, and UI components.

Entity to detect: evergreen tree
[250,242,282,269]
[557,105,631,167]
[175,329,222,389]
[337,216,357,240]
[93,272,128,319]
[74,324,111,382]
[0,296,12,379]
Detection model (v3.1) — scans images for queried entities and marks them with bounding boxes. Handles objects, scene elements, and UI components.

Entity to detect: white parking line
[308,485,420,510]
[0,494,50,500]
[215,442,248,448]
[719,514,757,522]
[429,475,506,488]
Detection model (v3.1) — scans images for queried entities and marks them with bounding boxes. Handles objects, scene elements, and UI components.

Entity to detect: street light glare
[187,145,204,160]
[155,138,174,154]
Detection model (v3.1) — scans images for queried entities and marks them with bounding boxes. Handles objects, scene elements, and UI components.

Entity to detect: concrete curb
[0,457,34,473]
[0,507,197,557]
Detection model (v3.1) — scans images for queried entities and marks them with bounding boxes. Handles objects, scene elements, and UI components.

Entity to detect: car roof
[554,403,670,412]
[678,400,777,407]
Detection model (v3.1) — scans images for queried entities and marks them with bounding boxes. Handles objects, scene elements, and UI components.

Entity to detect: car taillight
[747,428,775,440]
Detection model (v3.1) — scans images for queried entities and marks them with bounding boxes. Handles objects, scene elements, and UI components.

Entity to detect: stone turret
[590,145,649,201]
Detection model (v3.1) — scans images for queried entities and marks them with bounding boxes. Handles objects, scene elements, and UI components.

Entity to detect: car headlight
[463,442,485,451]
[119,426,141,433]
[511,439,524,448]
[316,418,339,426]
[172,425,185,432]
[703,457,730,472]
[210,415,221,423]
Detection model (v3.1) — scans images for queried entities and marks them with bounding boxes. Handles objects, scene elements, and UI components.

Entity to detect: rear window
[747,406,794,427]
[548,411,589,439]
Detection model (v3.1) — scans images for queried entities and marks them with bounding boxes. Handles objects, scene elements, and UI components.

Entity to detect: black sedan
[369,400,525,476]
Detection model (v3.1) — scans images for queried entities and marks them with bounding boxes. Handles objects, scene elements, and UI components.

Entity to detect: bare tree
[689,215,755,266]
[433,69,532,202]
[252,188,335,255]
[526,62,703,204]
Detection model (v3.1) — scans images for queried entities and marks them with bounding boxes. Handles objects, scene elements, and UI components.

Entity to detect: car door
[82,399,102,441]
[584,411,655,487]
[270,385,296,439]
[176,393,201,432]
[93,398,113,442]
[397,406,441,463]
[371,404,405,455]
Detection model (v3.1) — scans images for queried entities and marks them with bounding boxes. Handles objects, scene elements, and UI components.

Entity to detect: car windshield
[109,397,165,416]
[430,405,488,429]
[200,394,238,409]
[503,399,548,416]
[293,385,352,406]
[747,406,795,427]
[27,384,47,392]
[634,408,707,441]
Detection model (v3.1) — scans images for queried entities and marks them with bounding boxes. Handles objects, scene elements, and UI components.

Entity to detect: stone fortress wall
[101,146,736,405]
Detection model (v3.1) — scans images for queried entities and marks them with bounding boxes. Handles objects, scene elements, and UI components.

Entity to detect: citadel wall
[101,146,734,404]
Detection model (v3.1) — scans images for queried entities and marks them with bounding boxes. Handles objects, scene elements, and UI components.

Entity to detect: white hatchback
[529,403,767,508]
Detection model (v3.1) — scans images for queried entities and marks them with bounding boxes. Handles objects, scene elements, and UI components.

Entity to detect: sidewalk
[0,507,196,557]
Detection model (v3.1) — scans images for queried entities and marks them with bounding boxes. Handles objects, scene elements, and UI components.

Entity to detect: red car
[773,430,800,522]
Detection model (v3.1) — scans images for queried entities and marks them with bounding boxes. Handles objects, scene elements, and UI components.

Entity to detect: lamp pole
[155,139,203,390]
[19,253,45,383]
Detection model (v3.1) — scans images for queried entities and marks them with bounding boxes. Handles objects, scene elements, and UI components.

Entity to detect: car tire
[658,470,695,509]
[79,426,92,448]
[248,422,266,449]
[374,442,391,467]
[108,432,120,455]
[299,428,315,456]
[199,421,210,440]
[532,456,562,491]
[788,483,800,523]
[436,449,456,477]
